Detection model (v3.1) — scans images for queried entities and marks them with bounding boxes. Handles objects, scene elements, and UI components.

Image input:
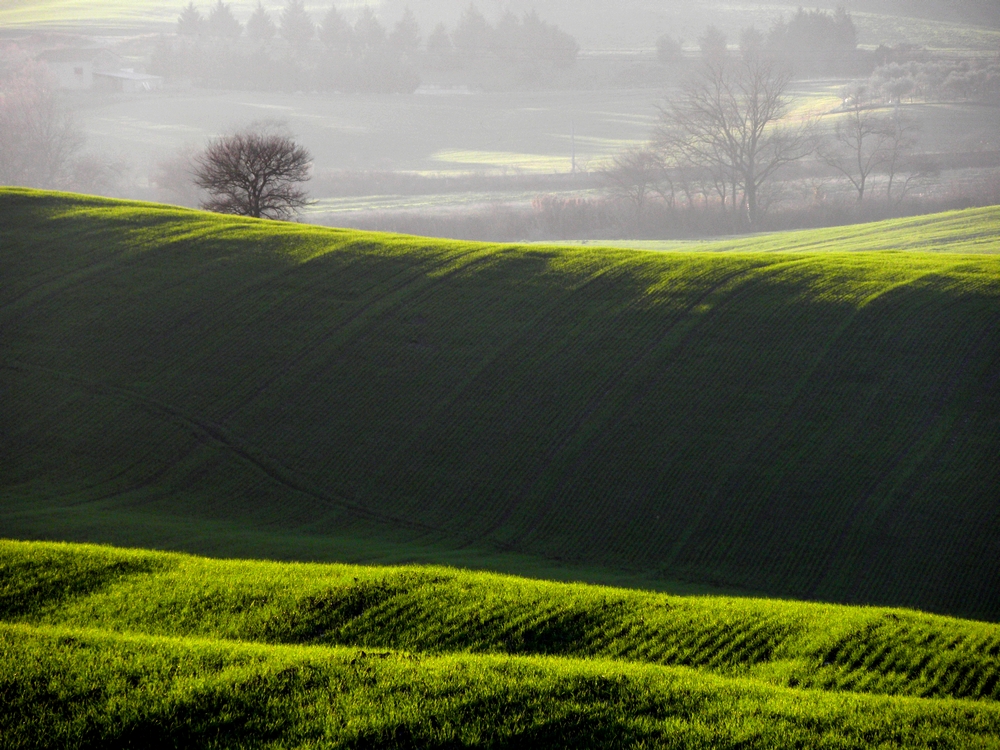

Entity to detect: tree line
[657,7,862,76]
[152,1,578,93]
[600,7,996,234]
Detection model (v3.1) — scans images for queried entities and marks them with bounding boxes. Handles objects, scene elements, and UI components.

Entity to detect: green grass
[2,189,1000,622]
[555,208,1000,254]
[6,540,1000,703]
[4,539,1000,748]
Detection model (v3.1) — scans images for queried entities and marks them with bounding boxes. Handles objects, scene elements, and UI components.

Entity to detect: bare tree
[820,85,896,204]
[603,147,664,220]
[192,126,312,219]
[0,52,83,188]
[881,113,925,204]
[655,50,814,228]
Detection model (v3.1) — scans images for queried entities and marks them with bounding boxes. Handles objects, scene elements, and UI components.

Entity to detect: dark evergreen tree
[246,2,276,44]
[177,2,205,37]
[320,5,353,52]
[208,0,242,39]
[280,0,315,48]
[353,6,387,55]
[390,7,422,59]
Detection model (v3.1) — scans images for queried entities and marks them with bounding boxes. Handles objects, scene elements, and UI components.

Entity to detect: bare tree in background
[881,114,931,204]
[603,147,663,221]
[0,52,83,188]
[655,50,814,229]
[820,85,897,205]
[192,126,312,219]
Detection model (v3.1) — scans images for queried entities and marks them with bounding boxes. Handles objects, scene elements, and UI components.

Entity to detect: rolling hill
[2,188,999,620]
[3,539,1000,748]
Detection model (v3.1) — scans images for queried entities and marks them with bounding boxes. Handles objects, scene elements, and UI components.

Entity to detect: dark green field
[2,188,1000,622]
[4,539,1000,748]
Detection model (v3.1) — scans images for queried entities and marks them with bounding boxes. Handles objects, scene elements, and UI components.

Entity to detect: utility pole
[571,119,576,174]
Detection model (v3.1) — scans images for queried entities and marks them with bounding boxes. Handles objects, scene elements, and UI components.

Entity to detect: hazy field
[74,85,654,199]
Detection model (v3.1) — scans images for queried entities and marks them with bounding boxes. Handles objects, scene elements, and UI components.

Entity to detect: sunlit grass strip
[5,540,1000,704]
[4,620,1000,749]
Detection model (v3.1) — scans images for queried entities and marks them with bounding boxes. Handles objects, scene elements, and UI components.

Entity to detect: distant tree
[603,147,663,221]
[698,25,727,62]
[280,0,315,48]
[767,7,857,74]
[521,10,577,68]
[192,126,312,219]
[452,4,491,61]
[319,4,353,52]
[820,85,896,204]
[0,53,84,188]
[739,26,765,59]
[353,6,387,55]
[390,7,422,59]
[246,2,276,44]
[655,50,815,228]
[207,0,242,39]
[881,114,929,204]
[656,34,682,65]
[425,22,454,69]
[177,2,205,37]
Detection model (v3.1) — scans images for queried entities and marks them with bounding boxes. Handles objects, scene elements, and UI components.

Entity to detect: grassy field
[2,188,999,622]
[4,539,1000,748]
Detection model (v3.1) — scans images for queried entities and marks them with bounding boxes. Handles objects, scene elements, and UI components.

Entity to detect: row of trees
[657,8,860,76]
[607,45,931,231]
[866,57,1000,105]
[162,2,577,91]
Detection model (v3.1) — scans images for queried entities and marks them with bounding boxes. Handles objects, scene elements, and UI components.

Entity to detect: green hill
[3,540,1000,748]
[2,188,999,619]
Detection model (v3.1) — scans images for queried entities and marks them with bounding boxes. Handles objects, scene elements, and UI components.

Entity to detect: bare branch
[193,126,312,220]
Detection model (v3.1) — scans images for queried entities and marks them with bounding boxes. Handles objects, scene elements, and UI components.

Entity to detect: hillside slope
[2,189,999,618]
[4,541,1000,749]
[6,540,1000,704]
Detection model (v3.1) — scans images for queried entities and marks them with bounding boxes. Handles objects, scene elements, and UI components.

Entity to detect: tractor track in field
[216,242,499,424]
[458,257,788,553]
[358,259,622,525]
[515,254,822,560]
[657,263,974,580]
[803,312,1000,599]
[2,360,446,537]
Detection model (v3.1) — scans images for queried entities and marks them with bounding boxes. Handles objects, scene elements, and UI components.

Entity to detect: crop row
[4,540,1000,703]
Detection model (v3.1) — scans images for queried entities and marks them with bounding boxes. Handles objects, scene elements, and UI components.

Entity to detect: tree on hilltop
[192,125,312,220]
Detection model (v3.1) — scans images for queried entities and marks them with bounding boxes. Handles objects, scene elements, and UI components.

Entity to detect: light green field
[4,539,1000,748]
[0,0,350,30]
[553,209,1000,253]
[2,189,999,623]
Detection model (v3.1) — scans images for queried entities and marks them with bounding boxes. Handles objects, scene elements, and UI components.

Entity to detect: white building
[35,48,99,90]
[93,70,164,93]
